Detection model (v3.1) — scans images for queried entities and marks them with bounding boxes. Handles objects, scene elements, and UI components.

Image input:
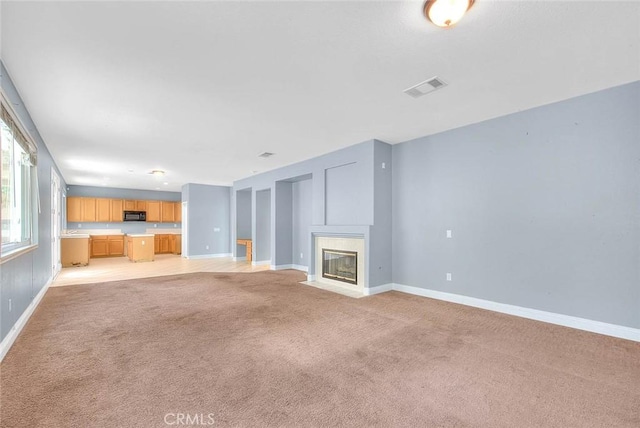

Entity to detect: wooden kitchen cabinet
[161,201,174,222]
[153,234,173,254]
[80,198,96,222]
[61,236,90,267]
[111,199,124,222]
[90,236,108,257]
[160,235,170,253]
[96,198,111,222]
[90,235,125,257]
[146,201,161,222]
[67,197,82,222]
[174,202,182,222]
[68,197,98,222]
[67,197,181,223]
[170,234,182,255]
[127,235,155,262]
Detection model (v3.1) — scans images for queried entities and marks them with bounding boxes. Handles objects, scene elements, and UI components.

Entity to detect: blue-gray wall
[231,140,391,285]
[274,182,292,266]
[1,61,67,342]
[325,162,370,225]
[255,189,271,262]
[66,185,181,234]
[371,141,393,286]
[292,179,312,268]
[182,183,231,257]
[235,190,252,257]
[392,81,640,329]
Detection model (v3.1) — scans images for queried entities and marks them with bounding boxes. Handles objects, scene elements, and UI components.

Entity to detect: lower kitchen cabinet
[154,234,181,254]
[61,236,90,267]
[90,235,125,258]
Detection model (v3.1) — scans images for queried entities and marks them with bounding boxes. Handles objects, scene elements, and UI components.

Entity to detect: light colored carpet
[1,270,639,427]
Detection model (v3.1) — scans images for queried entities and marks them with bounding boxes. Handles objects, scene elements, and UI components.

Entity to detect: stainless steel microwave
[123,211,146,222]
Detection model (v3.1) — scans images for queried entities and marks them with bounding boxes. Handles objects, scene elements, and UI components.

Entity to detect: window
[1,96,37,257]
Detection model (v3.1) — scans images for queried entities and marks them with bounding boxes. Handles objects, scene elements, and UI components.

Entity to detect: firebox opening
[322,249,357,285]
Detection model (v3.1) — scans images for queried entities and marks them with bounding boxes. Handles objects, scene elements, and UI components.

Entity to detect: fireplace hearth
[322,249,357,285]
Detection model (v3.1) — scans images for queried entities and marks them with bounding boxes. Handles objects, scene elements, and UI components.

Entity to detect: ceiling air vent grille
[258,152,275,158]
[404,76,447,98]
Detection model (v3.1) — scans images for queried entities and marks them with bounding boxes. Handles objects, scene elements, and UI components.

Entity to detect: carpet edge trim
[392,283,640,342]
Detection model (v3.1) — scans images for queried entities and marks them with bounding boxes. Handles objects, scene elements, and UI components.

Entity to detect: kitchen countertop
[146,229,182,235]
[64,229,124,236]
[61,234,90,239]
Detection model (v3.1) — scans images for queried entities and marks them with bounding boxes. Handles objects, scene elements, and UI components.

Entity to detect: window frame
[1,89,38,262]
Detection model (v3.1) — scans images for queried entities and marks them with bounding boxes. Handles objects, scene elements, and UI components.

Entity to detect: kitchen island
[126,234,155,262]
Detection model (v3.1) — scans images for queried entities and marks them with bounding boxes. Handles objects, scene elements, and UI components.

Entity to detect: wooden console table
[236,239,252,262]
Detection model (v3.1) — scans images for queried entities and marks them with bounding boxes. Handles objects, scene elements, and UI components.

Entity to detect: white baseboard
[391,283,640,343]
[271,264,309,272]
[307,274,317,281]
[233,256,247,262]
[252,260,271,266]
[364,283,393,296]
[271,264,292,270]
[0,277,52,362]
[292,264,308,272]
[186,253,231,260]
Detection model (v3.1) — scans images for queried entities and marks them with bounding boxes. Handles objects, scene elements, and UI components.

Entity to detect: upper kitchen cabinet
[124,200,136,210]
[174,201,182,223]
[96,198,111,222]
[67,196,181,223]
[67,197,96,222]
[146,201,161,222]
[161,201,174,222]
[81,198,97,222]
[111,199,124,222]
[67,197,82,222]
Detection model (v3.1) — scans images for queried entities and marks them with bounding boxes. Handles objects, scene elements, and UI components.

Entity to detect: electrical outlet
[206,245,209,250]
[382,162,386,169]
[214,227,220,232]
[154,224,157,228]
[300,252,303,259]
[78,224,82,228]
[8,299,12,312]
[446,230,452,238]
[174,224,177,227]
[446,273,452,281]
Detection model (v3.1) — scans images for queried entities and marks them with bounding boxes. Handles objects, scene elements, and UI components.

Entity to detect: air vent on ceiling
[258,152,275,158]
[404,76,448,98]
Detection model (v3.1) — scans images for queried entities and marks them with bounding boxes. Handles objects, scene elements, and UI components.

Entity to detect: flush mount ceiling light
[424,0,475,28]
[149,169,165,176]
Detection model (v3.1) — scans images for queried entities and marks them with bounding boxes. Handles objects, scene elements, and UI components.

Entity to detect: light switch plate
[446,230,452,238]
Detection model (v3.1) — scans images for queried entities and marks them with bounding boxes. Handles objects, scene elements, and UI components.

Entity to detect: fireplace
[322,249,357,285]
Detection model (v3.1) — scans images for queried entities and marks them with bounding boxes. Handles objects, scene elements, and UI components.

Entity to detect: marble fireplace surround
[304,225,371,297]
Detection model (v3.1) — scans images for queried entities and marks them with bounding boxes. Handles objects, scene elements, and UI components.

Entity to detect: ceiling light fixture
[424,0,474,28]
[149,169,165,176]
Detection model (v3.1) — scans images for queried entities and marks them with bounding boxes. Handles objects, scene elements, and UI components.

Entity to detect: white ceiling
[1,1,639,192]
